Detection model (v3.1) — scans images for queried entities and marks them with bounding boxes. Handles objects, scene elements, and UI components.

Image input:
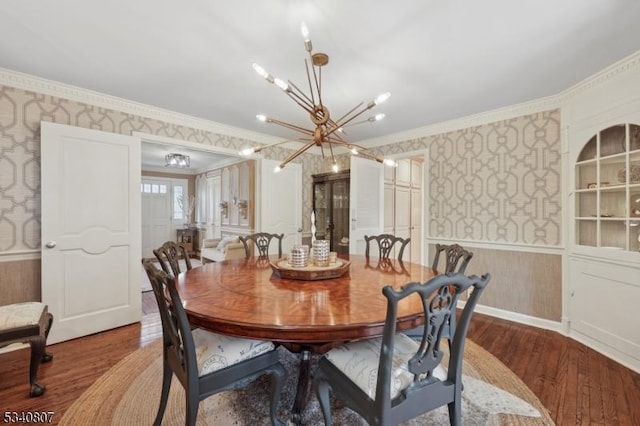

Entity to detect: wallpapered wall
[364,110,562,246]
[0,84,331,253]
[1,84,561,254]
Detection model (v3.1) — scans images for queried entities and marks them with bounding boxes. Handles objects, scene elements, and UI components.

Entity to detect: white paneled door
[41,122,141,344]
[141,178,172,258]
[349,156,384,254]
[259,159,302,254]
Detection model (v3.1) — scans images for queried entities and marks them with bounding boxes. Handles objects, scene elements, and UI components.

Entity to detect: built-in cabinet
[313,171,350,254]
[384,158,423,263]
[566,64,640,373]
[219,160,254,233]
[574,123,640,251]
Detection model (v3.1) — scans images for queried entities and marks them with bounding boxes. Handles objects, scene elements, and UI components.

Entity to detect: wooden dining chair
[407,243,474,344]
[0,302,54,397]
[432,243,473,274]
[141,259,286,426]
[239,232,283,259]
[315,272,491,426]
[153,241,192,277]
[364,234,411,261]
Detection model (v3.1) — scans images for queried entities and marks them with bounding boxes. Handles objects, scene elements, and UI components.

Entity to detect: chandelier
[165,153,190,168]
[240,23,397,172]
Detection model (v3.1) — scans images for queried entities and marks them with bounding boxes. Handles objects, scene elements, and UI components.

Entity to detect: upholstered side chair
[239,233,284,259]
[315,272,491,426]
[153,240,192,277]
[0,302,54,397]
[142,259,286,426]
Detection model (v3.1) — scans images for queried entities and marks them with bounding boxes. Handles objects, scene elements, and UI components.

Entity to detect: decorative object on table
[270,258,351,281]
[289,245,309,268]
[617,164,640,184]
[310,210,316,243]
[328,251,337,264]
[238,23,397,173]
[312,240,330,267]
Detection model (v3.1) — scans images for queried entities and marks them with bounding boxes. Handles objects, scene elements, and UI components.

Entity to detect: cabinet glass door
[575,123,640,251]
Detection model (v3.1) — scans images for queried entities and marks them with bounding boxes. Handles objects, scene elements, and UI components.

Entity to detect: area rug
[61,339,554,425]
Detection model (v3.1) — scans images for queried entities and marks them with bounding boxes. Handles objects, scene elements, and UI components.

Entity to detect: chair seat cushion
[0,302,47,331]
[193,328,276,376]
[325,333,447,399]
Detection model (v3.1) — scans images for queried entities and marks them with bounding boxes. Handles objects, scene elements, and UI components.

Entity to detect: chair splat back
[141,259,286,426]
[239,233,284,259]
[432,243,473,274]
[153,241,192,277]
[364,234,411,261]
[315,272,490,426]
[143,259,196,376]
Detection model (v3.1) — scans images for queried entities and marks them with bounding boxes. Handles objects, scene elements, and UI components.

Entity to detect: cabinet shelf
[574,123,640,252]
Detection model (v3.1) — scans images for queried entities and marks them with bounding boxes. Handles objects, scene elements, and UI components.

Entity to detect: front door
[141,178,172,258]
[41,121,141,344]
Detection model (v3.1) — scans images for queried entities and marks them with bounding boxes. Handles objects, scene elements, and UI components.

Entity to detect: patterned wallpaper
[0,85,327,252]
[362,110,562,245]
[0,82,561,253]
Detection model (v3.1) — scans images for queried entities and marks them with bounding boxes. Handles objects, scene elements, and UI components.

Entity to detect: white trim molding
[458,300,565,334]
[0,67,283,145]
[0,250,41,262]
[426,237,564,256]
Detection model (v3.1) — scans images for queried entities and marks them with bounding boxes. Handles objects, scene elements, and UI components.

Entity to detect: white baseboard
[569,330,640,374]
[459,301,640,374]
[458,300,564,334]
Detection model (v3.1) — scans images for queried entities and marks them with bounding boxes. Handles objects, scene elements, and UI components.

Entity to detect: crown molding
[0,67,282,145]
[3,48,639,150]
[362,94,562,147]
[362,49,640,148]
[557,49,640,102]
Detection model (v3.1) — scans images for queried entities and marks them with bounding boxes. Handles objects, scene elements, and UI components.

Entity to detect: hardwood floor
[1,294,639,425]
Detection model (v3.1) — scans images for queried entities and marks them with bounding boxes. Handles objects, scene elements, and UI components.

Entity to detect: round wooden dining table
[175,254,436,423]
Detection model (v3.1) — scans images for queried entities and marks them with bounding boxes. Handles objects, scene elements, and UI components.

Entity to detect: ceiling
[2,1,640,170]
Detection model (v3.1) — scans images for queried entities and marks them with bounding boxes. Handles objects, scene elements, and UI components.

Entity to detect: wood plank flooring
[1,294,639,425]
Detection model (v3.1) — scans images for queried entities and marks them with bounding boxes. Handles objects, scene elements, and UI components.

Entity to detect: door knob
[45,241,56,248]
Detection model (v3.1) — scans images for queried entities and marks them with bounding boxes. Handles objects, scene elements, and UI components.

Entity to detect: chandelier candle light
[240,22,397,172]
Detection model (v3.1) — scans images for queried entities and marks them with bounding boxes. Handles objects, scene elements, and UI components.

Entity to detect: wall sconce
[237,200,248,220]
[219,201,228,218]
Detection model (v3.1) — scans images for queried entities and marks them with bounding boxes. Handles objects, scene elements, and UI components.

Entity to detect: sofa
[200,236,246,263]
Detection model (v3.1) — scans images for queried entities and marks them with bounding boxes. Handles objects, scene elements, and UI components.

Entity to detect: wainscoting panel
[430,244,562,322]
[0,258,41,305]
